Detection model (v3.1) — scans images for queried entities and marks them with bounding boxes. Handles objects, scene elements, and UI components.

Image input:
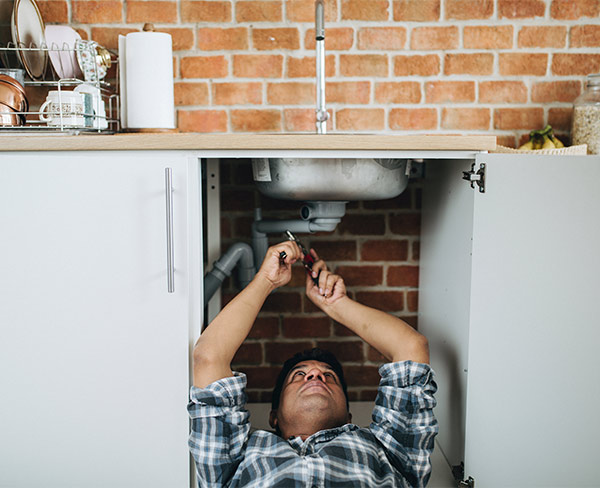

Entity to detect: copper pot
[0,77,28,124]
[0,101,23,126]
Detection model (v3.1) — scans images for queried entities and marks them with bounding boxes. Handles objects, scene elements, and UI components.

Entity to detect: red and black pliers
[280,230,320,286]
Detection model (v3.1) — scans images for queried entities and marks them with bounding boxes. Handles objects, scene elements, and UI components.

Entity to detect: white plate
[11,0,47,80]
[45,25,83,79]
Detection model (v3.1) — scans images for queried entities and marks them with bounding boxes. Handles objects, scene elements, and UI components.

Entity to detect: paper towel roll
[119,32,174,129]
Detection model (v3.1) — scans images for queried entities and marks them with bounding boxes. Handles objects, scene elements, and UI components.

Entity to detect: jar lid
[587,73,600,86]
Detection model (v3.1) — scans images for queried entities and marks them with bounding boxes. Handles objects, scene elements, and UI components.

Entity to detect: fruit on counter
[518,125,565,150]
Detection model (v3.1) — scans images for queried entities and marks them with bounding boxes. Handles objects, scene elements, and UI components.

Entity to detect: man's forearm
[324,296,429,364]
[193,276,274,388]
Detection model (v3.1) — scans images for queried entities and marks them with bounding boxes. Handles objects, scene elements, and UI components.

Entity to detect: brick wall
[29,0,600,401]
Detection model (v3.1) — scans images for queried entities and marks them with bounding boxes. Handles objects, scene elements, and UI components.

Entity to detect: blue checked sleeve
[188,373,251,487]
[369,361,439,488]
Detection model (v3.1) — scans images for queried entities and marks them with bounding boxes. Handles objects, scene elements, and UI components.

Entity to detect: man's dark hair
[271,348,349,410]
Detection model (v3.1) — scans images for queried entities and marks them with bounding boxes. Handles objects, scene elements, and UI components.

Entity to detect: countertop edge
[0,133,497,152]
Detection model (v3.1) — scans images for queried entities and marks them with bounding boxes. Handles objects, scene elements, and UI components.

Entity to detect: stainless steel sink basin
[251,158,409,201]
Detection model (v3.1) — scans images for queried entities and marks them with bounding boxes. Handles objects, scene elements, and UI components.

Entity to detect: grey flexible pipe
[203,242,255,306]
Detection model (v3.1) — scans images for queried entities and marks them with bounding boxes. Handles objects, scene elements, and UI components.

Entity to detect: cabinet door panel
[465,154,600,486]
[0,152,195,487]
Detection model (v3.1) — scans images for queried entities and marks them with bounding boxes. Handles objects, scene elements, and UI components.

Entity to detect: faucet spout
[315,0,328,134]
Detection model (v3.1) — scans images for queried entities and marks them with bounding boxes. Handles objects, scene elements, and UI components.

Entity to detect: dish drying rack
[0,41,120,134]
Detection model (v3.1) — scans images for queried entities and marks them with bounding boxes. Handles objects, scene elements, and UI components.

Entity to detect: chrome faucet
[315,0,329,134]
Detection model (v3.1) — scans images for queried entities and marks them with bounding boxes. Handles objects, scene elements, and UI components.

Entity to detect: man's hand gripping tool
[279,230,320,286]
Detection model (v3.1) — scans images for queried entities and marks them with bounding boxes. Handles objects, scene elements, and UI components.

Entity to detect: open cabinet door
[463,154,600,486]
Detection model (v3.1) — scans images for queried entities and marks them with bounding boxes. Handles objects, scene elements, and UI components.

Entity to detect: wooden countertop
[0,133,496,152]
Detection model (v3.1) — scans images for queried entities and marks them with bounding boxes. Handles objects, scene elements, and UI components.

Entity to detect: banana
[550,134,564,148]
[518,140,534,150]
[542,135,555,149]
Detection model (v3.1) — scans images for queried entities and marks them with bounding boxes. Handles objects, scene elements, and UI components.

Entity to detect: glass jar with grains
[572,73,600,154]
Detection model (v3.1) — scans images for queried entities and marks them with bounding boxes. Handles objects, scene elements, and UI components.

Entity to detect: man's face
[270,360,350,437]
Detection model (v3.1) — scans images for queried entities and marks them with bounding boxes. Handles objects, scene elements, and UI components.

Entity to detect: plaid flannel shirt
[188,361,438,488]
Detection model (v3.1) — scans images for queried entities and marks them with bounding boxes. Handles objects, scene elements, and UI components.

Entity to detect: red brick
[344,366,381,387]
[287,55,336,78]
[340,55,388,77]
[338,214,385,235]
[412,241,420,260]
[498,0,545,18]
[463,26,513,49]
[367,345,386,362]
[265,341,314,364]
[177,110,227,132]
[375,82,421,104]
[550,0,600,20]
[284,109,333,132]
[442,108,490,130]
[393,0,440,21]
[334,266,383,286]
[232,343,263,365]
[236,1,282,22]
[126,1,177,22]
[341,0,390,20]
[407,291,418,313]
[162,28,195,51]
[548,108,572,132]
[446,0,493,19]
[213,82,262,105]
[333,322,359,338]
[355,291,405,312]
[361,240,409,261]
[282,316,331,338]
[389,213,421,235]
[426,81,475,103]
[267,82,314,104]
[221,189,255,211]
[305,28,354,50]
[479,81,527,103]
[181,56,228,79]
[411,26,459,50]
[518,26,567,48]
[308,241,357,261]
[72,0,122,23]
[253,28,300,50]
[390,109,437,130]
[388,265,420,287]
[198,28,248,51]
[244,366,280,388]
[90,27,136,50]
[262,290,302,312]
[181,1,231,21]
[499,53,548,76]
[174,82,209,106]
[571,25,600,47]
[248,317,280,339]
[316,341,365,362]
[494,108,544,130]
[337,109,385,132]
[444,53,494,75]
[231,109,281,132]
[552,53,600,75]
[327,82,371,104]
[233,54,283,78]
[531,81,582,103]
[358,27,407,50]
[37,0,68,22]
[394,55,440,76]
[286,0,337,22]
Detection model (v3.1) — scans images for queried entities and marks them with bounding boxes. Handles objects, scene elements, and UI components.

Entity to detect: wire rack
[0,41,120,134]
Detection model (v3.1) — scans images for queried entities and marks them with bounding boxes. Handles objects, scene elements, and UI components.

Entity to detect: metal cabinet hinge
[453,463,475,487]
[462,162,486,193]
[458,477,475,487]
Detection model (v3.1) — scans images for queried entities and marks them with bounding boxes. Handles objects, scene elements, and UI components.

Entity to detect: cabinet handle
[165,167,174,293]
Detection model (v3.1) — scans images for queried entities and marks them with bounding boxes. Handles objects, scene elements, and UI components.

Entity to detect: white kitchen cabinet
[420,154,600,487]
[0,151,203,487]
